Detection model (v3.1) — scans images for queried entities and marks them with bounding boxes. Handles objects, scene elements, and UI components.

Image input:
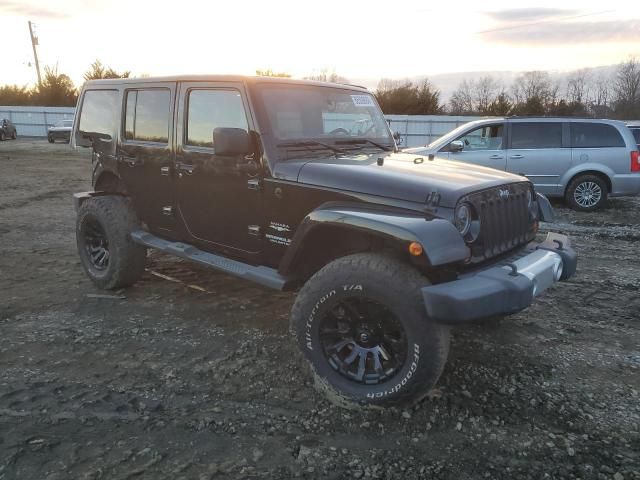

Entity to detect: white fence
[0,105,483,147]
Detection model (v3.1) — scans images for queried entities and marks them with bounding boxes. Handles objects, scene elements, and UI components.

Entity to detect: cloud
[485,8,579,23]
[483,19,640,45]
[0,0,69,19]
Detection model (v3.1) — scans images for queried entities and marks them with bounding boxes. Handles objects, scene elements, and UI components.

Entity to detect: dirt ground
[1,138,638,480]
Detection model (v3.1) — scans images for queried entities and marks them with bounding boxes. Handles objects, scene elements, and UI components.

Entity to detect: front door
[440,122,507,170]
[506,121,570,195]
[174,82,263,259]
[117,84,176,234]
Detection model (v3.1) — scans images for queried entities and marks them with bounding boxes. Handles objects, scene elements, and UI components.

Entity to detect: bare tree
[474,76,501,113]
[566,69,590,104]
[511,71,552,105]
[448,79,474,114]
[612,56,640,119]
[304,68,349,84]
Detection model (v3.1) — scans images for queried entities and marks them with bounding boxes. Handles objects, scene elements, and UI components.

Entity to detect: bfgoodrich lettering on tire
[76,196,147,290]
[290,253,450,407]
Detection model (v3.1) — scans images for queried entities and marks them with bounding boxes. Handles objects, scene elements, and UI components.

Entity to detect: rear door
[506,121,570,195]
[440,122,507,170]
[117,83,176,234]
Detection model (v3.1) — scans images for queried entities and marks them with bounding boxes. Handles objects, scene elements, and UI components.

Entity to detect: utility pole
[28,21,42,86]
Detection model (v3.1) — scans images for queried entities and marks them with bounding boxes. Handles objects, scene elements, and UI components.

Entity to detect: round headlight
[454,203,471,236]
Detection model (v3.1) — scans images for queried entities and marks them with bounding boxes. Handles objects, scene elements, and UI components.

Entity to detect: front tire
[48,135,54,143]
[76,196,146,289]
[291,253,450,408]
[565,174,608,211]
[0,131,5,141]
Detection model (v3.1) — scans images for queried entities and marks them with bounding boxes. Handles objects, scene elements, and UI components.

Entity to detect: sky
[1,0,639,89]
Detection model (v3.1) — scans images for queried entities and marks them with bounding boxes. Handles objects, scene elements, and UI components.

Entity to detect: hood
[290,152,527,208]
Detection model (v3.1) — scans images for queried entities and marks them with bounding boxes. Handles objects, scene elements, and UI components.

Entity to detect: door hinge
[248,225,261,237]
[162,206,173,216]
[247,178,261,191]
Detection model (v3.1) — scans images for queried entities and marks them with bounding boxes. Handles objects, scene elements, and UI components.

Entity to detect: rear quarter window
[631,128,640,145]
[571,123,625,148]
[78,90,118,137]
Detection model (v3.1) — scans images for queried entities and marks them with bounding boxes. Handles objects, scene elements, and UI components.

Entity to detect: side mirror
[449,140,464,152]
[213,127,250,156]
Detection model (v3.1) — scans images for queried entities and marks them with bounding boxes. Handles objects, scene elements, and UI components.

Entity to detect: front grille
[465,182,535,262]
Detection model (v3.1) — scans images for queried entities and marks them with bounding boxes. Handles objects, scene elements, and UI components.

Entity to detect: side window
[78,89,118,137]
[186,89,248,149]
[124,89,170,143]
[511,122,562,149]
[631,128,640,145]
[571,123,625,148]
[454,124,504,151]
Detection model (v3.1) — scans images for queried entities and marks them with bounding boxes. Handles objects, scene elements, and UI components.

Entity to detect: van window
[78,90,118,137]
[511,122,562,149]
[454,124,504,151]
[186,89,248,148]
[124,89,170,143]
[571,123,625,148]
[631,128,640,145]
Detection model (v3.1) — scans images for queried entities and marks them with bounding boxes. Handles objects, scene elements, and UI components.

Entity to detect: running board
[130,229,292,291]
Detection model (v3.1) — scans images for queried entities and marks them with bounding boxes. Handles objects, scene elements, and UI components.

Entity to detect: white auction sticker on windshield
[351,95,375,107]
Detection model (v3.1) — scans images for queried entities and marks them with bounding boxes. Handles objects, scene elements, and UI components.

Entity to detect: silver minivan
[405,117,640,211]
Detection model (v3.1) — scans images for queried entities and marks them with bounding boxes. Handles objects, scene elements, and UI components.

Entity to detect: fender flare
[278,203,469,275]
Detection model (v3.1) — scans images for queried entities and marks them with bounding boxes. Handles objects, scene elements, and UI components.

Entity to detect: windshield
[254,83,393,158]
[423,122,479,148]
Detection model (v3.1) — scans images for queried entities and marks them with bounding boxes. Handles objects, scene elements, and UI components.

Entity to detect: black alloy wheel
[82,217,110,270]
[319,297,408,385]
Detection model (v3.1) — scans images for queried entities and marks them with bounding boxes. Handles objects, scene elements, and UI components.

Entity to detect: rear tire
[290,253,450,408]
[565,174,608,211]
[76,196,146,289]
[48,135,54,143]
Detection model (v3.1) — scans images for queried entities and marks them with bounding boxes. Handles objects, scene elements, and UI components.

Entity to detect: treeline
[0,60,129,107]
[3,58,639,120]
[375,57,640,120]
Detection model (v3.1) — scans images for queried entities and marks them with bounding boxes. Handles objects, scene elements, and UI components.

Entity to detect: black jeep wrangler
[71,76,576,407]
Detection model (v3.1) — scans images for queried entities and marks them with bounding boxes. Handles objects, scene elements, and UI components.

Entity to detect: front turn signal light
[409,242,423,256]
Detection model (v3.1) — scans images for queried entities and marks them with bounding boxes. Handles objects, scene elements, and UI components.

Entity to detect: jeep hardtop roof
[82,75,368,92]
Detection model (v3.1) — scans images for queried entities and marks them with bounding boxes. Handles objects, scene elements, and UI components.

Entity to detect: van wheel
[565,174,608,211]
[290,253,450,408]
[76,196,146,289]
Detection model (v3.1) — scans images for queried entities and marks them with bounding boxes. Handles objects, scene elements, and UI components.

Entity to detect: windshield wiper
[335,138,393,152]
[277,140,347,156]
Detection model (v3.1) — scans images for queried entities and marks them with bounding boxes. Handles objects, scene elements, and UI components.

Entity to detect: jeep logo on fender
[498,189,510,199]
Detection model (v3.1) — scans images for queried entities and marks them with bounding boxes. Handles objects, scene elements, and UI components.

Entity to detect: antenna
[28,21,42,86]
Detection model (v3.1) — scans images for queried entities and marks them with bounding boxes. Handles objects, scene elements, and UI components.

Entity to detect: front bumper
[422,232,577,324]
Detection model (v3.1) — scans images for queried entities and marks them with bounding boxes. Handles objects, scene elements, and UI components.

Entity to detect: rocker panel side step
[130,229,291,291]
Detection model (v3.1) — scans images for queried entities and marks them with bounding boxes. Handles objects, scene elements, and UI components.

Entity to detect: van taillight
[632,151,640,172]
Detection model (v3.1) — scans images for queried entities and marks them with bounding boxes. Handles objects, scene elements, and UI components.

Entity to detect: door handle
[510,154,524,159]
[176,162,195,175]
[488,154,504,159]
[119,154,143,167]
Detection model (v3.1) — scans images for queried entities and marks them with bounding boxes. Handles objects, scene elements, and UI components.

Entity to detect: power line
[476,9,615,35]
